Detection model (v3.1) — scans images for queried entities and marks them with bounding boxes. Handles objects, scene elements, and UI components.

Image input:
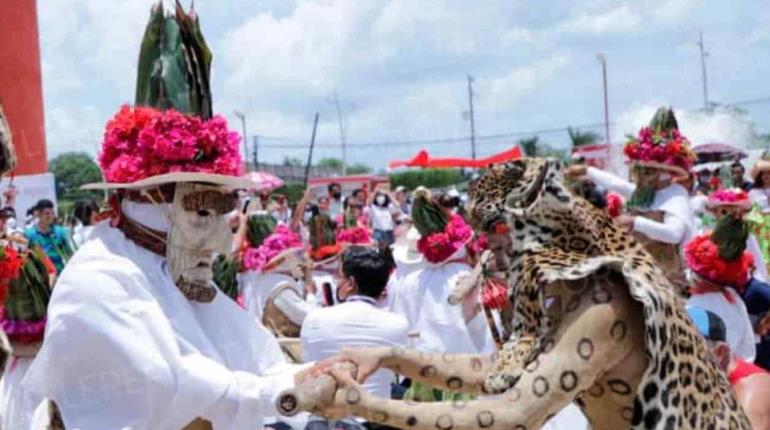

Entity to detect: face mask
[165,183,234,302]
[375,196,387,206]
[332,191,341,199]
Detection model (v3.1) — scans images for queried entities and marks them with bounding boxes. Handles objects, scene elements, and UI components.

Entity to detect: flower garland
[336,226,372,245]
[606,192,624,218]
[416,214,473,264]
[0,245,23,303]
[709,188,749,205]
[623,126,696,173]
[241,225,303,272]
[685,234,754,288]
[99,105,242,183]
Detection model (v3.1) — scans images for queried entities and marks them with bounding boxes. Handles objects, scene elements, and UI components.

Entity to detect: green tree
[518,136,539,157]
[48,152,102,201]
[389,169,464,190]
[317,158,343,172]
[347,163,371,174]
[567,127,600,147]
[282,156,303,167]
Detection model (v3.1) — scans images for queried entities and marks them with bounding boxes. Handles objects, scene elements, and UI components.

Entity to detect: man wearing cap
[566,107,696,295]
[21,5,328,429]
[688,307,770,430]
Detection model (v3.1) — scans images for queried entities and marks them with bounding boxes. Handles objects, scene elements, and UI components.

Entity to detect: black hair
[352,188,365,199]
[341,245,396,299]
[35,199,54,210]
[1,206,15,217]
[374,192,391,207]
[571,181,606,209]
[73,199,100,226]
[328,182,341,193]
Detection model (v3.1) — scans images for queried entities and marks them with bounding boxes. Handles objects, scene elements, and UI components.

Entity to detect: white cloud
[479,55,571,111]
[559,4,642,35]
[557,0,702,36]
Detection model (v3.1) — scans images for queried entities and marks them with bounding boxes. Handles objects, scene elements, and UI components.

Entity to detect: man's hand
[757,313,770,337]
[615,214,636,232]
[338,346,389,383]
[315,366,365,420]
[294,356,345,385]
[564,165,587,178]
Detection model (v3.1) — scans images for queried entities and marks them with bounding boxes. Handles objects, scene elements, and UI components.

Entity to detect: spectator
[270,194,292,225]
[0,206,21,236]
[327,182,343,219]
[351,188,367,206]
[24,199,72,274]
[732,160,752,191]
[71,199,100,248]
[689,307,770,430]
[368,189,398,247]
[394,186,411,220]
[301,246,408,430]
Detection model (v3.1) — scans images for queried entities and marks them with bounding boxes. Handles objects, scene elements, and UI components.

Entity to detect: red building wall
[0,0,48,175]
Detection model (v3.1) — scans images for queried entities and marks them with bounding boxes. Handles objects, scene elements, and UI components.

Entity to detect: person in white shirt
[369,190,398,247]
[565,107,696,296]
[302,246,408,430]
[388,188,495,401]
[327,182,344,219]
[684,227,757,362]
[70,198,99,248]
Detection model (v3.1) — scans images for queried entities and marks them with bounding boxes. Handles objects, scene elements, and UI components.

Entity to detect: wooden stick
[276,362,357,417]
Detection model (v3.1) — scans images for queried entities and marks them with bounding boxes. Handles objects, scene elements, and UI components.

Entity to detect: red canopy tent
[388,146,522,169]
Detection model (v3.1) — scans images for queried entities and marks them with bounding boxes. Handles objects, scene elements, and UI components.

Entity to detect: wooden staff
[277,362,357,417]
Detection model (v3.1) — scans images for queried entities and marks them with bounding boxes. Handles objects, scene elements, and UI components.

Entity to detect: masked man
[566,107,696,295]
[21,4,325,429]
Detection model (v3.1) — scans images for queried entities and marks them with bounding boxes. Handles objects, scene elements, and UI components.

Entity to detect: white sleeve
[633,213,686,244]
[586,167,636,199]
[748,234,768,283]
[201,362,304,426]
[735,297,757,363]
[273,288,318,325]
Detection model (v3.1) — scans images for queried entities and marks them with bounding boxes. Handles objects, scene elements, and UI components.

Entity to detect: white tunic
[22,220,302,430]
[388,248,495,354]
[1,356,44,430]
[587,167,696,251]
[686,289,756,362]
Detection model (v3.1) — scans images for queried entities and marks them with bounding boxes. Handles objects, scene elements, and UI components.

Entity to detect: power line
[250,94,770,150]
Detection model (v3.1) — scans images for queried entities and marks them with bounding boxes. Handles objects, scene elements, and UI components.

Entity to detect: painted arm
[323,285,636,430]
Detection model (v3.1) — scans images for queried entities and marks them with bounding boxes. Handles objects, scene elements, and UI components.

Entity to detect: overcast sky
[38,0,770,170]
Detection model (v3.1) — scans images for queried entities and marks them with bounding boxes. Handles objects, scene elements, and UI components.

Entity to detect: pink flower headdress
[97,105,242,185]
[336,226,373,245]
[706,188,751,211]
[241,225,304,273]
[623,107,696,178]
[416,214,473,264]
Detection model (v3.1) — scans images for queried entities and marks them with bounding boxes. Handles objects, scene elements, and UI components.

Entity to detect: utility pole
[304,112,320,188]
[252,135,259,170]
[233,110,249,171]
[333,91,347,175]
[596,54,610,145]
[697,31,710,110]
[467,75,477,160]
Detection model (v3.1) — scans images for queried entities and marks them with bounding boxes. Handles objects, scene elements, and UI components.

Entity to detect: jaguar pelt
[466,157,749,429]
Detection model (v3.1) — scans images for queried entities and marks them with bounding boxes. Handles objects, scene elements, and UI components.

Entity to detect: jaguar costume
[307,157,749,430]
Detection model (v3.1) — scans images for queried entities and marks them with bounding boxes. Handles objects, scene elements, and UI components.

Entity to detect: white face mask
[165,183,233,302]
[375,195,387,206]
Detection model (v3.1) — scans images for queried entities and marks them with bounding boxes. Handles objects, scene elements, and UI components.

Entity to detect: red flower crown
[623,126,696,173]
